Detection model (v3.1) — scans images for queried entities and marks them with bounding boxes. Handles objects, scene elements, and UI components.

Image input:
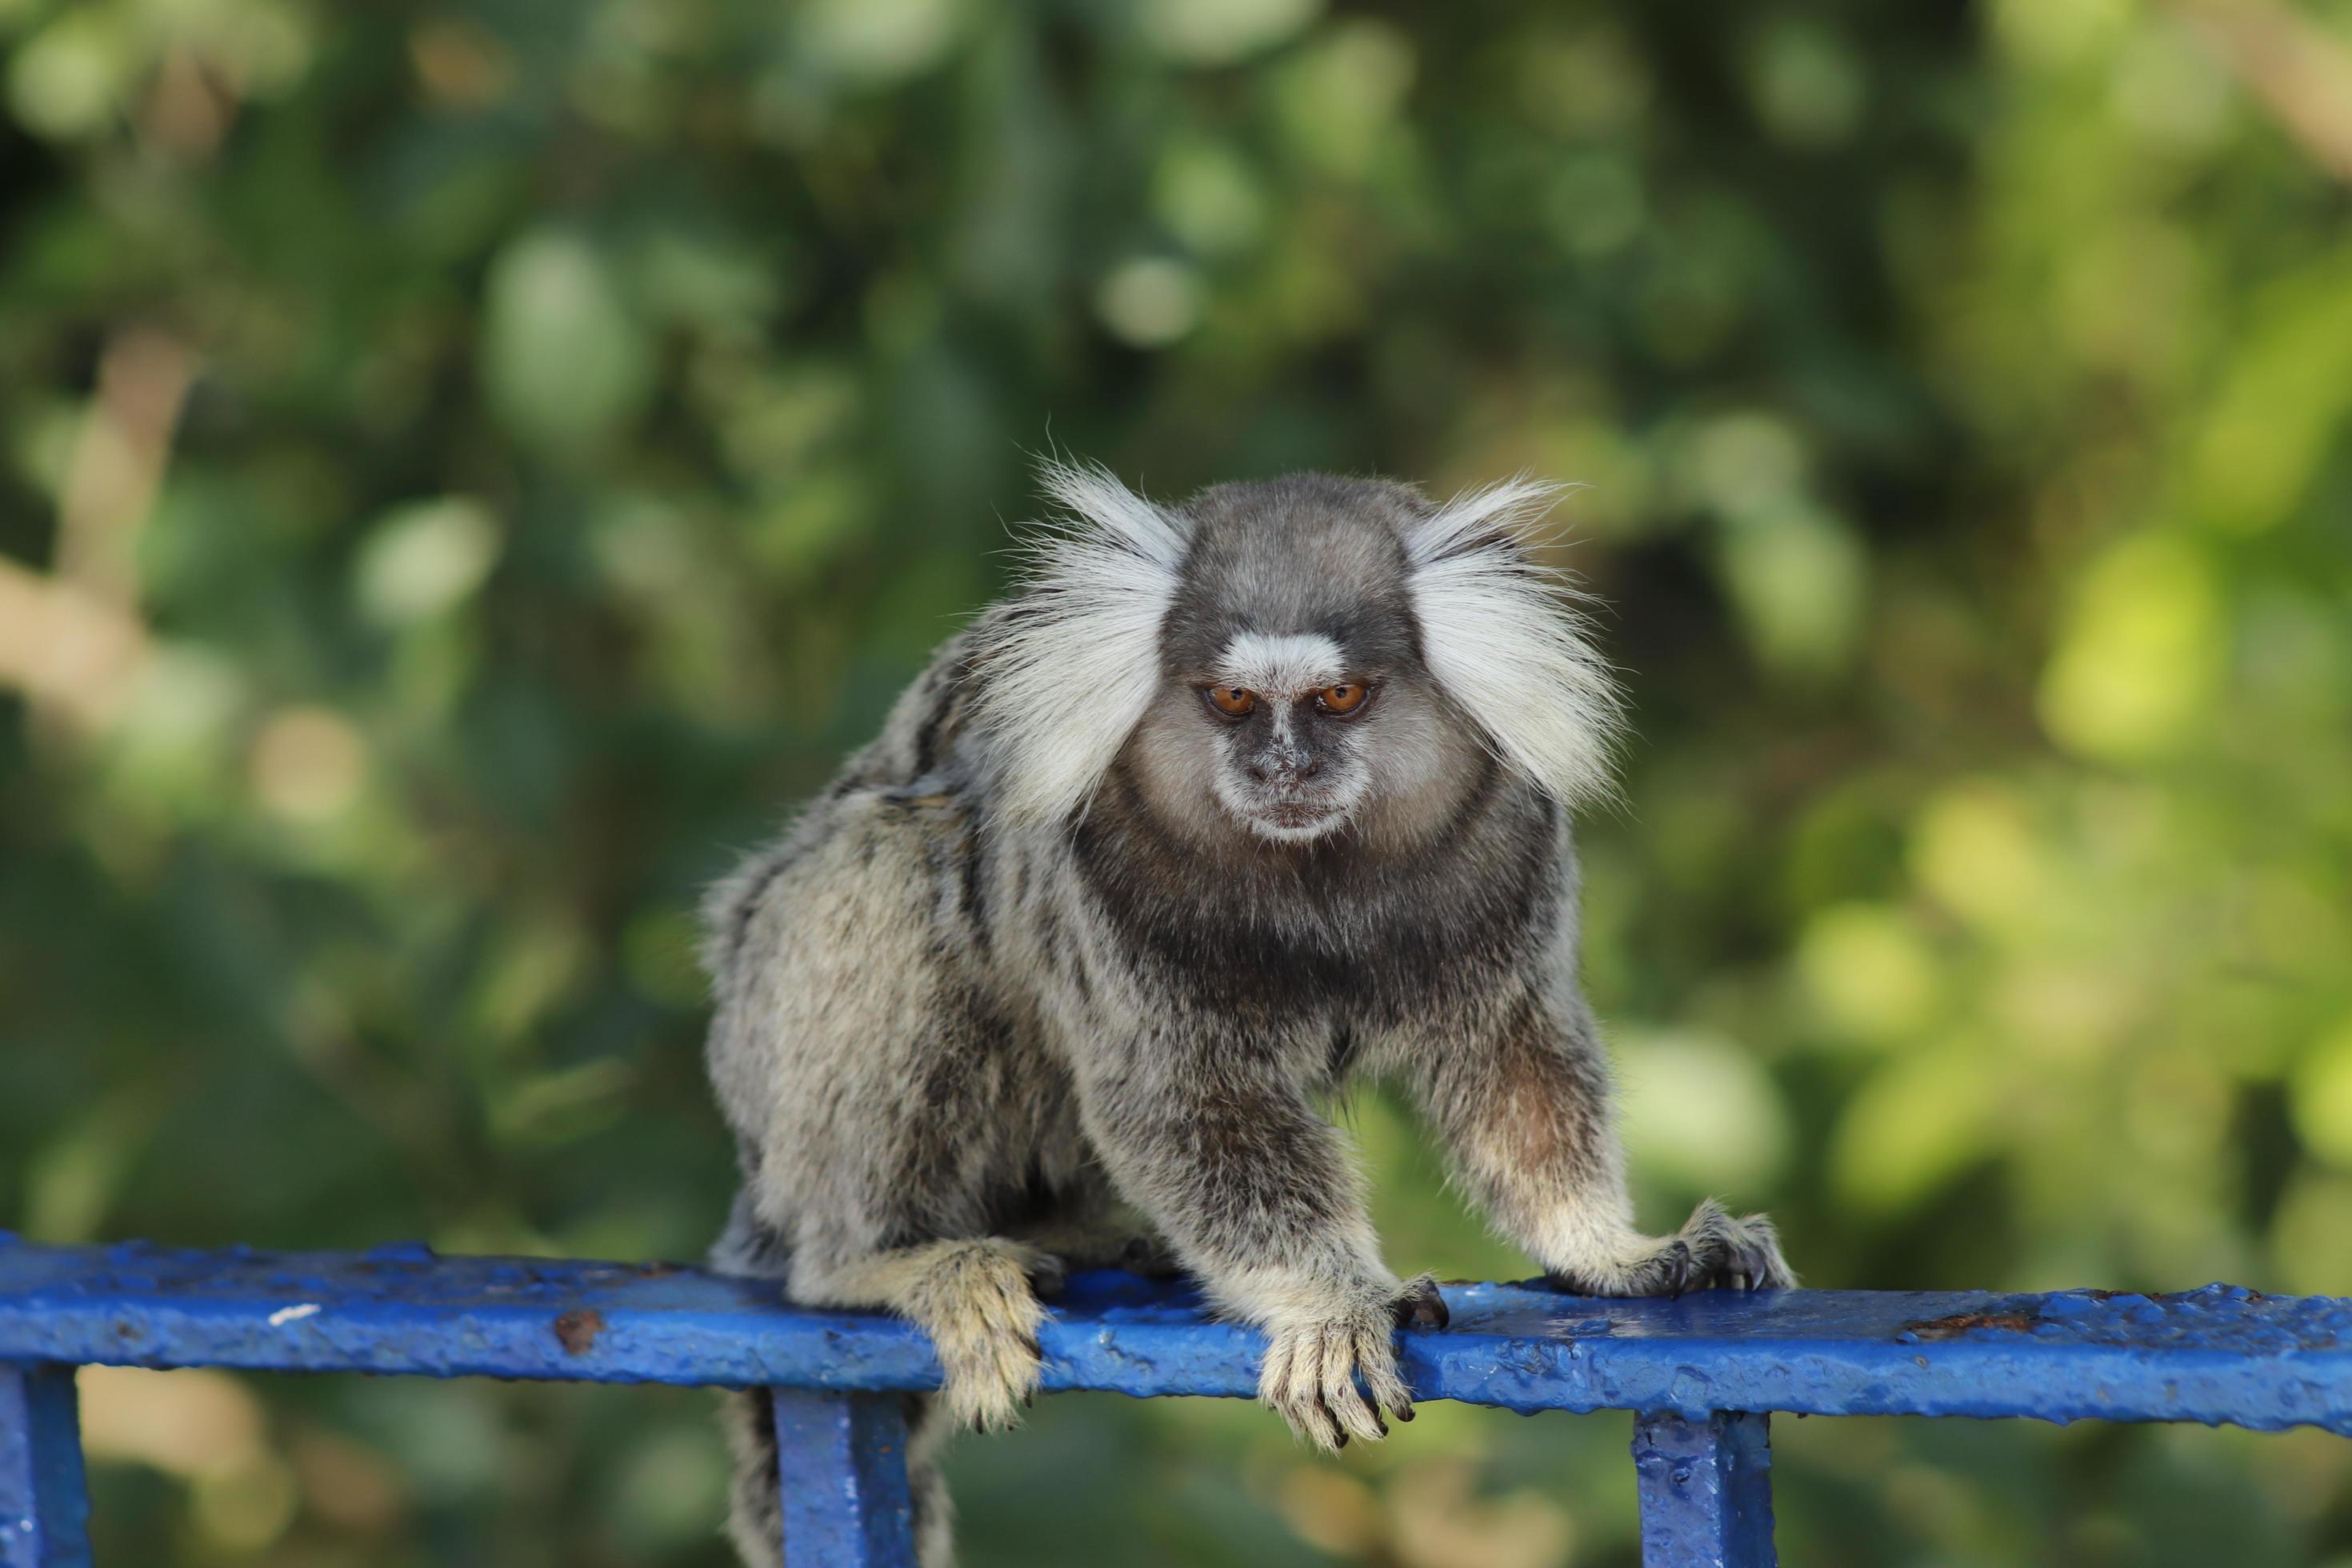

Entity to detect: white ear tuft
[1406,477,1624,809]
[974,460,1187,825]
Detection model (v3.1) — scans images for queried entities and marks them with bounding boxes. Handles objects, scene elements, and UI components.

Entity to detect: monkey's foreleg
[793,1238,1054,1431]
[1075,1045,1428,1452]
[1407,994,1796,1298]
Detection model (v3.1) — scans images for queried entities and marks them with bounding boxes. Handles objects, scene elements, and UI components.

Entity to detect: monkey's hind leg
[797,1237,1054,1431]
[719,1389,782,1568]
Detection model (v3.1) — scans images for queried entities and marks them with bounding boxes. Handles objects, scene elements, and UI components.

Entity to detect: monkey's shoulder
[851,622,1002,787]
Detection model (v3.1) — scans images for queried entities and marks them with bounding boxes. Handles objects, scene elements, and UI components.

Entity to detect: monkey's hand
[1256,1273,1445,1450]
[1545,1200,1794,1298]
[902,1238,1053,1432]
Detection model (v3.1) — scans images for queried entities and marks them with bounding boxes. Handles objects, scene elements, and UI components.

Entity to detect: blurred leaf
[1797,903,1942,1049]
[1830,1043,2000,1215]
[6,7,127,141]
[480,230,655,454]
[1138,0,1322,66]
[2185,254,2352,536]
[2290,1016,2352,1170]
[26,1092,162,1244]
[2038,534,2224,762]
[1618,1028,1794,1191]
[794,0,968,86]
[353,498,502,627]
[1095,256,1205,347]
[1714,499,1869,682]
[1909,782,2048,935]
[1273,21,1417,181]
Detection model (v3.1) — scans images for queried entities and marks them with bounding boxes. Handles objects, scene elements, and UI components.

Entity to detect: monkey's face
[1129,624,1487,852]
[1192,633,1378,842]
[1121,480,1496,852]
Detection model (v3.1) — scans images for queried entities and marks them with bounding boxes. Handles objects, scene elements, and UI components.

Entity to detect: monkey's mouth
[1214,769,1363,842]
[1241,792,1354,841]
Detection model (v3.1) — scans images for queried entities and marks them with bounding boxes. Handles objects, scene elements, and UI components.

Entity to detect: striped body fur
[701,466,1793,1566]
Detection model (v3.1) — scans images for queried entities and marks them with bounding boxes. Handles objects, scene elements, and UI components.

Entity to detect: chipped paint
[552,1309,605,1355]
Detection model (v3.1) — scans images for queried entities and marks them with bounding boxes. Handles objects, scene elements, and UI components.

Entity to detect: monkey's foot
[1056,1231,1184,1282]
[1013,1220,1185,1285]
[1391,1270,1451,1329]
[1110,1231,1186,1278]
[906,1238,1049,1431]
[1019,1247,1069,1298]
[1546,1201,1795,1298]
[1258,1293,1422,1452]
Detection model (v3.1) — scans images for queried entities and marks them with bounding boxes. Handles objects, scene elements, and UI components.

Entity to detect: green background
[4,0,2351,1562]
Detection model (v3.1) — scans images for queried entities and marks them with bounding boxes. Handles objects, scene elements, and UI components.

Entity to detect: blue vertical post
[0,1366,91,1568]
[1632,1410,1775,1568]
[771,1389,916,1568]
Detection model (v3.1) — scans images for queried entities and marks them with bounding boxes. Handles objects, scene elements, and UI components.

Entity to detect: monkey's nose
[1250,751,1319,783]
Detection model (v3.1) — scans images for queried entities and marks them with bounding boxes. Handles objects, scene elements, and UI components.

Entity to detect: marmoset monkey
[702,464,1793,1565]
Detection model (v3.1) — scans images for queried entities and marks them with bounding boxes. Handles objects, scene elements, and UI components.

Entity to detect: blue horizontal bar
[2,1236,2347,1433]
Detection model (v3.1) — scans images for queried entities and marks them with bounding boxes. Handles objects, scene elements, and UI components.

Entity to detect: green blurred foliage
[2,0,2350,1562]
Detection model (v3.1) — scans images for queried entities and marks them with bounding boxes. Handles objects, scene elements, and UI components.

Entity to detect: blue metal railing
[5,1234,2349,1566]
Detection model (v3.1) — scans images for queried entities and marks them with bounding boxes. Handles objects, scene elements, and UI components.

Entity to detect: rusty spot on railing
[554,1308,606,1354]
[1904,1308,2042,1338]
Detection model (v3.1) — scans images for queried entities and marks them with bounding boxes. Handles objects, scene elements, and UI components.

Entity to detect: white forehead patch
[1216,631,1347,696]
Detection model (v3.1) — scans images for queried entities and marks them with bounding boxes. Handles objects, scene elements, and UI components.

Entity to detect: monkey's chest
[1132,904,1524,1030]
[1069,815,1557,1026]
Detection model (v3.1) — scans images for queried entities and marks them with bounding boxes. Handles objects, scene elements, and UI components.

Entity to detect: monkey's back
[701,626,1102,1285]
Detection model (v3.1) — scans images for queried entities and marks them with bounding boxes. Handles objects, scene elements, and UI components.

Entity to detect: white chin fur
[1242,810,1352,844]
[1214,774,1364,843]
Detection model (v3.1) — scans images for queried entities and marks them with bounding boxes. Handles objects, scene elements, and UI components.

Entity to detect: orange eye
[1206,686,1257,717]
[1316,683,1369,715]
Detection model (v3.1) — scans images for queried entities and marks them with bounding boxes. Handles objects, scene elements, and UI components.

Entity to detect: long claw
[1322,1357,1387,1446]
[1663,1239,1694,1299]
[1317,1391,1373,1457]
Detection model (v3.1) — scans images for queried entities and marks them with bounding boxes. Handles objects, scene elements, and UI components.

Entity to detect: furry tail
[720,1389,784,1566]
